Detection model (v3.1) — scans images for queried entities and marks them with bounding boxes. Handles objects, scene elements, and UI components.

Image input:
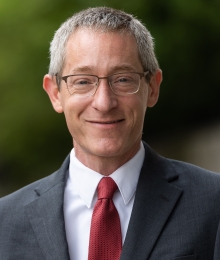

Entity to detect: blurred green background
[0,0,220,197]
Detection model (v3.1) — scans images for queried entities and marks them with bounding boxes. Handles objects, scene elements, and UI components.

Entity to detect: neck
[74,143,141,176]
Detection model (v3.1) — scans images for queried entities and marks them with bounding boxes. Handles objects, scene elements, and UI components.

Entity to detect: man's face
[44,28,161,168]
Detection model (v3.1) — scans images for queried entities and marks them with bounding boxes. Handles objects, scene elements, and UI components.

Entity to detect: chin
[88,141,124,157]
[92,147,122,158]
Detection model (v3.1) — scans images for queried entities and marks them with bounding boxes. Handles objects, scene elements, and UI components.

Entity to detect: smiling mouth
[91,119,124,124]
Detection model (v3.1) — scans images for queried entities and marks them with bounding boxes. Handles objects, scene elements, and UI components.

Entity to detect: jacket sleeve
[214,220,220,260]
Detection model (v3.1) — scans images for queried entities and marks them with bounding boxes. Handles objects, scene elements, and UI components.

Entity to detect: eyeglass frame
[55,71,150,96]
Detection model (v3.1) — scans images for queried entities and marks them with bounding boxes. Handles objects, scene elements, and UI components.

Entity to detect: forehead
[66,27,138,53]
[64,28,142,73]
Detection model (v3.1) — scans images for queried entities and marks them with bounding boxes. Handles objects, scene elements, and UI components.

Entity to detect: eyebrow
[70,66,92,74]
[69,64,137,75]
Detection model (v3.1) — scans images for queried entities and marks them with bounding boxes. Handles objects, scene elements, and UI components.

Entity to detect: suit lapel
[25,156,70,260]
[120,143,183,260]
[24,144,182,260]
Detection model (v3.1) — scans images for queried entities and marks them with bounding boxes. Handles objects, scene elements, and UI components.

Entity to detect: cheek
[142,85,149,107]
[59,96,78,131]
[127,97,147,130]
[61,94,87,115]
[136,89,148,115]
[135,94,148,126]
[62,97,90,131]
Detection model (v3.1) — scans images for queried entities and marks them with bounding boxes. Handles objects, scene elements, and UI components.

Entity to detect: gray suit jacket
[1,142,220,260]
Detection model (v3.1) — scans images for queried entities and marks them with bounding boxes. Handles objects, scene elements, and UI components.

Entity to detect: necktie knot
[97,177,117,200]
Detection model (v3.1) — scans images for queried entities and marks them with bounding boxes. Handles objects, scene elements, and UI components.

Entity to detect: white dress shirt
[64,142,145,260]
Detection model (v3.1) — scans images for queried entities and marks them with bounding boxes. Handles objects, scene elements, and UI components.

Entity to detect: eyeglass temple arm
[144,71,149,76]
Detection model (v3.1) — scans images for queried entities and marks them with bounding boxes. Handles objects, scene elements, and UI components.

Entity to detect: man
[0,7,220,260]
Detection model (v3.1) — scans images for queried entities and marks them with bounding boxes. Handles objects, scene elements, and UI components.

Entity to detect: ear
[147,69,162,108]
[43,74,63,113]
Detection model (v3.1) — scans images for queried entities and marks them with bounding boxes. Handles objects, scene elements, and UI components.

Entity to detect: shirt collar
[69,142,145,208]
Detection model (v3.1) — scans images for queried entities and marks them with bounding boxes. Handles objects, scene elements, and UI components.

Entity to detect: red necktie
[88,177,122,260]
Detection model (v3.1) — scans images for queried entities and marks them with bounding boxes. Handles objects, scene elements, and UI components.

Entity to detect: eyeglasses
[56,71,149,96]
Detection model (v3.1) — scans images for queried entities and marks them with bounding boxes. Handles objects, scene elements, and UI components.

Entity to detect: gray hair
[49,7,159,77]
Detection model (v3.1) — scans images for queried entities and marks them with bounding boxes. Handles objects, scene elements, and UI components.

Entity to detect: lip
[86,119,125,127]
[89,119,124,124]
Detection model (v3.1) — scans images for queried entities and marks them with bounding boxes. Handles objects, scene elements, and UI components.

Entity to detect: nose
[92,78,118,112]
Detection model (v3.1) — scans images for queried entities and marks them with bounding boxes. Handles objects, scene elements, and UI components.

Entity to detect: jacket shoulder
[0,171,57,212]
[143,141,220,196]
[0,154,70,208]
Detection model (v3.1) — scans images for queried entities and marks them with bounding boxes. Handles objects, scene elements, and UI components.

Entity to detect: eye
[113,75,134,84]
[73,78,93,85]
[118,77,130,83]
[66,75,96,87]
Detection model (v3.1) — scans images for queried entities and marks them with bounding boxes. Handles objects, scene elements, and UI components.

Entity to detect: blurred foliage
[0,0,220,196]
